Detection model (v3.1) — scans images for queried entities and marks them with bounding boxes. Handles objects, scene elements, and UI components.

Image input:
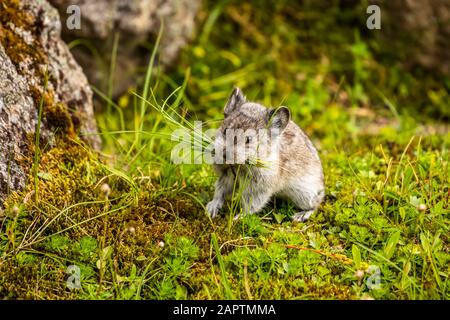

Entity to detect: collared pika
[206,88,325,222]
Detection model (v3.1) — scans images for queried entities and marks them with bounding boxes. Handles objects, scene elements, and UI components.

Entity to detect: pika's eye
[245,136,252,144]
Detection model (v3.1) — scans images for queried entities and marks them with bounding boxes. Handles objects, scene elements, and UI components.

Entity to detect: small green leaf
[352,244,361,268]
[400,261,411,290]
[102,246,113,259]
[96,246,113,269]
[37,172,53,181]
[273,212,284,224]
[420,232,429,252]
[129,264,137,279]
[399,207,406,221]
[384,230,401,259]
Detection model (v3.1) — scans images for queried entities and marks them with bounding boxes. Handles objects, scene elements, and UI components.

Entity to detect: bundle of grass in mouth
[131,82,270,166]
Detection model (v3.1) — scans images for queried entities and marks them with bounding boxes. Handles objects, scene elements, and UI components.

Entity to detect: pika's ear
[268,106,290,131]
[224,87,246,116]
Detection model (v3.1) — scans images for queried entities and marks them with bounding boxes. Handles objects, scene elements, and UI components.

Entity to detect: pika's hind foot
[292,210,315,222]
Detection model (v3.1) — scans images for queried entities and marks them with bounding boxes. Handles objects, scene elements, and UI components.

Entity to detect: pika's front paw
[206,201,221,218]
[292,210,315,223]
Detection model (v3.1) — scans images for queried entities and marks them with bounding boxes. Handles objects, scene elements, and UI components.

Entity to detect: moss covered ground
[1,1,449,299]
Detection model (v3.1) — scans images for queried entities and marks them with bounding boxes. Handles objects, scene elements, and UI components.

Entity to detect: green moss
[0,137,234,298]
[0,0,48,79]
[44,101,76,136]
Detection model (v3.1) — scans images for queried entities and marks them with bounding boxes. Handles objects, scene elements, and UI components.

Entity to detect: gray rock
[49,0,201,97]
[376,0,450,75]
[0,0,100,205]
